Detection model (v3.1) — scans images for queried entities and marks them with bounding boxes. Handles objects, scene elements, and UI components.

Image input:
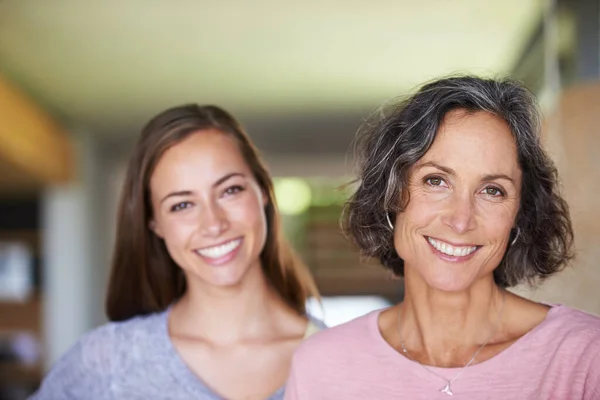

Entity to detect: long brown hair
[106,104,319,321]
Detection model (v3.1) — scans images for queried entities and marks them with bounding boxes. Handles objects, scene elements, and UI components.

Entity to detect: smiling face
[393,110,522,292]
[149,129,268,289]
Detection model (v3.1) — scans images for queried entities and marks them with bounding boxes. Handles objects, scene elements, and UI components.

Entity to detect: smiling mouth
[195,238,242,259]
[426,236,479,257]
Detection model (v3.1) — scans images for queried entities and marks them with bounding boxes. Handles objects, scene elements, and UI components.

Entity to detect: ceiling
[0,0,542,144]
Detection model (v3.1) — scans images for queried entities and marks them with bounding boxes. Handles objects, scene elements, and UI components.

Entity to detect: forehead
[151,129,250,188]
[418,110,519,173]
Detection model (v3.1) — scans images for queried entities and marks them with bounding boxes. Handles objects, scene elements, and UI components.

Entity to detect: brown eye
[483,187,504,197]
[426,177,445,186]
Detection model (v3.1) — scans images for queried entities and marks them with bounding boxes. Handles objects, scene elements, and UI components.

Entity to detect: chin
[202,268,249,288]
[181,265,245,289]
[205,262,262,289]
[417,269,479,292]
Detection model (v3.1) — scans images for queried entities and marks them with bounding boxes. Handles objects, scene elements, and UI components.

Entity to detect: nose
[200,202,229,237]
[441,192,477,234]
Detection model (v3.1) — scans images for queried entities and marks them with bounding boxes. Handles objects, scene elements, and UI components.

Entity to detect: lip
[425,235,479,247]
[195,237,243,252]
[424,236,481,262]
[194,237,243,266]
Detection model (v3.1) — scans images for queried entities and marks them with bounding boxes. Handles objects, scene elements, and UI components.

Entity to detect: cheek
[477,202,518,238]
[230,195,267,230]
[394,200,438,259]
[157,217,196,247]
[397,193,441,230]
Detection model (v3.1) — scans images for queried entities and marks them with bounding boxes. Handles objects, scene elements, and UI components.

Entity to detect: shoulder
[288,310,385,391]
[542,305,600,342]
[294,310,379,364]
[531,305,600,362]
[31,311,168,399]
[542,306,600,397]
[81,310,167,359]
[68,311,167,367]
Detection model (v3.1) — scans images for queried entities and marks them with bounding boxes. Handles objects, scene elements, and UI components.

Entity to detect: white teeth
[196,239,241,259]
[427,237,477,257]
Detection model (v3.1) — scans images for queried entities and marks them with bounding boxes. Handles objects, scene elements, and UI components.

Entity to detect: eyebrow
[160,190,193,205]
[214,172,246,187]
[416,161,455,176]
[481,173,514,184]
[416,161,514,184]
[159,172,247,204]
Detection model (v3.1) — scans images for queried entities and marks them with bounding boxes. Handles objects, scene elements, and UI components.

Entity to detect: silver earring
[386,213,394,230]
[511,227,520,246]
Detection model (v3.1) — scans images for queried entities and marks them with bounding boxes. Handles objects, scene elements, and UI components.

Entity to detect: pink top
[285,305,600,399]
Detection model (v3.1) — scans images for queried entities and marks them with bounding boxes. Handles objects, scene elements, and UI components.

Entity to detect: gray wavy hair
[342,75,574,288]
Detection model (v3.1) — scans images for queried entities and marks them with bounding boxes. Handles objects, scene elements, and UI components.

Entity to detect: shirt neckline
[157,305,320,399]
[367,303,564,379]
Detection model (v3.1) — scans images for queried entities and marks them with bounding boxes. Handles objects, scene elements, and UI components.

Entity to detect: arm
[29,330,114,400]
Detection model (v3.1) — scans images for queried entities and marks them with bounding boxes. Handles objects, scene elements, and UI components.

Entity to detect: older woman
[284,76,600,399]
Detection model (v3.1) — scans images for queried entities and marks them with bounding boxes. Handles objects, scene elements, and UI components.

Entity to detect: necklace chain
[397,290,506,396]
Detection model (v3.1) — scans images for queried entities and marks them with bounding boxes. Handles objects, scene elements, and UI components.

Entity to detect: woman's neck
[399,273,506,366]
[169,266,299,345]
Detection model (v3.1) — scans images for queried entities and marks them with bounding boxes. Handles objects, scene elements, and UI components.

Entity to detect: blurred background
[0,0,599,397]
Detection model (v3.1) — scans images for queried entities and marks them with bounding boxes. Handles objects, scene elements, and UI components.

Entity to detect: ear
[149,219,164,239]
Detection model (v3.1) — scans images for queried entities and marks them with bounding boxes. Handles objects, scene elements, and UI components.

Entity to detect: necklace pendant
[440,383,453,396]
